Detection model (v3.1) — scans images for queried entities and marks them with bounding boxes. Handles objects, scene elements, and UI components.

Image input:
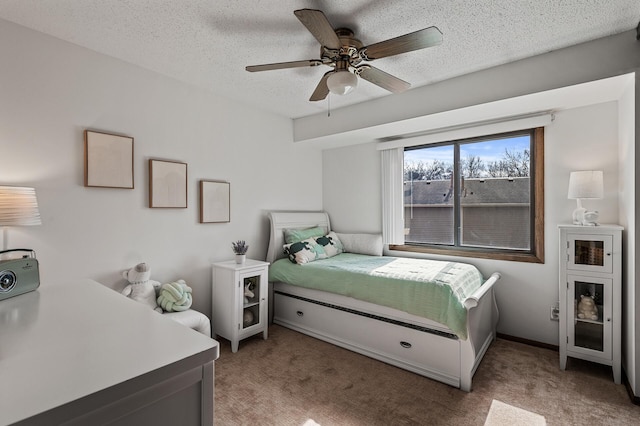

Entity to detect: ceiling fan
[245,9,443,101]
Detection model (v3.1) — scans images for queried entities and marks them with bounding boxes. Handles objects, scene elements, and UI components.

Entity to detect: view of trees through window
[403,132,533,251]
[405,137,531,181]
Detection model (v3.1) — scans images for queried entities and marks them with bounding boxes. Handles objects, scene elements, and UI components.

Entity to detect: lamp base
[573,207,599,226]
[572,207,586,225]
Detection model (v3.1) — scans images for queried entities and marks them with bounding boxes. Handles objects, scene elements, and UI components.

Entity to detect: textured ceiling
[1,1,638,119]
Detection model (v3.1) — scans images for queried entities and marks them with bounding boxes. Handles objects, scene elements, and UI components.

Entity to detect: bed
[266,211,501,392]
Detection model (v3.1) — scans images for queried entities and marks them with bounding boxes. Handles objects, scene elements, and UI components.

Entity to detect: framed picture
[149,159,187,208]
[84,130,134,188]
[199,180,230,223]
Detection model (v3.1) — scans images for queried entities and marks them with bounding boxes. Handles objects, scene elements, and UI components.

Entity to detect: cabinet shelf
[575,317,603,325]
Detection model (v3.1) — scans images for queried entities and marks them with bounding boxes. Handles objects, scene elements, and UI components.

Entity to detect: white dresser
[0,279,219,425]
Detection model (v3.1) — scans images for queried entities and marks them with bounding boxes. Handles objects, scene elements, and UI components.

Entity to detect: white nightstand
[211,259,269,352]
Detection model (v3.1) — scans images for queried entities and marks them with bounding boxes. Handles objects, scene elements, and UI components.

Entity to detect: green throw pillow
[283,238,320,264]
[284,226,326,244]
[313,232,343,259]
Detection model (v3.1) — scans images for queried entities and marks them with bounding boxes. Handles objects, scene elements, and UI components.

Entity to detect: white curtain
[381,148,405,245]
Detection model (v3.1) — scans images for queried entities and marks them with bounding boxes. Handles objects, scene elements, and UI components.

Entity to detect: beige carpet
[215,325,640,425]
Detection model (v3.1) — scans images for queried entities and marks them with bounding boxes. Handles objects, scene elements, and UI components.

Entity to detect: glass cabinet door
[567,234,613,274]
[567,275,612,359]
[241,273,263,331]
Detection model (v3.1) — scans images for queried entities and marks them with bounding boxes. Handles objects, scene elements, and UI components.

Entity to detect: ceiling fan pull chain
[327,93,331,117]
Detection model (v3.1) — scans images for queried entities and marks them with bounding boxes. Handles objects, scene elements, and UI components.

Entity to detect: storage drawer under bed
[274,291,461,381]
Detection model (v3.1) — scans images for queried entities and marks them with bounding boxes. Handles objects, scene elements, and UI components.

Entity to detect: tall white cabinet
[212,259,269,353]
[558,224,622,384]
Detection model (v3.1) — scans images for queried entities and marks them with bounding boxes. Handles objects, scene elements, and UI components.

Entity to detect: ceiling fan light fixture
[327,70,357,95]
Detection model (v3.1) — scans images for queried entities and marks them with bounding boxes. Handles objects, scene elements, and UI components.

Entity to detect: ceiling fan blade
[309,71,332,101]
[294,9,341,49]
[360,26,443,61]
[246,59,323,72]
[356,66,411,93]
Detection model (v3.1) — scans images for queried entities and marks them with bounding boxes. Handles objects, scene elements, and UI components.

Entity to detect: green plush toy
[157,280,193,312]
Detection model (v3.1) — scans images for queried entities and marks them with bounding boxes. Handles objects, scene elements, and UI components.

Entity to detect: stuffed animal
[242,282,256,326]
[157,280,193,312]
[577,294,598,320]
[243,310,254,327]
[121,263,162,313]
[244,282,254,303]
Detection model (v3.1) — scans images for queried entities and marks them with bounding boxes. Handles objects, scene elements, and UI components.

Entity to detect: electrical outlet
[550,305,560,321]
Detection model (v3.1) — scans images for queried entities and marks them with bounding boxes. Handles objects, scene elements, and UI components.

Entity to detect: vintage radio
[0,249,40,301]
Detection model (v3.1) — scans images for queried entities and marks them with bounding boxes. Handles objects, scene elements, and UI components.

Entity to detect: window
[390,128,544,263]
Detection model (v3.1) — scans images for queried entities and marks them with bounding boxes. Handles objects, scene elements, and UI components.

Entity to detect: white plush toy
[244,282,254,303]
[121,263,162,313]
[243,310,254,327]
[242,282,256,326]
[577,294,598,321]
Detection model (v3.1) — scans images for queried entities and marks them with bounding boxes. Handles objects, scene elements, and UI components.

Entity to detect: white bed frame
[266,211,501,392]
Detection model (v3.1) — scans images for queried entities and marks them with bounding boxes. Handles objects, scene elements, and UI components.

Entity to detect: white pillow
[335,233,383,256]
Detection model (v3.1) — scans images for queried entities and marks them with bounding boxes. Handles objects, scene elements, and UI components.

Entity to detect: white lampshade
[0,186,42,226]
[327,70,358,95]
[568,171,603,200]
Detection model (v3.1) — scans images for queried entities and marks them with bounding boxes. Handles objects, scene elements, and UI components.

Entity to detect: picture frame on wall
[199,180,230,223]
[149,159,188,208]
[84,130,134,189]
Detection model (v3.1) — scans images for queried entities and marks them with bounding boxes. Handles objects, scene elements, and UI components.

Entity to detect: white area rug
[484,399,546,426]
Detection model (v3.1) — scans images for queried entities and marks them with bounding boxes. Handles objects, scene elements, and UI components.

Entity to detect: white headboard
[266,211,331,264]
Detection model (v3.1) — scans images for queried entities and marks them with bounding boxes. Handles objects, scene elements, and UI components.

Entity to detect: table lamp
[0,186,41,251]
[567,171,603,226]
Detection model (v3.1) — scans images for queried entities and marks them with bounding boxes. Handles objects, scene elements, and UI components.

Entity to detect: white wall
[618,77,636,393]
[323,101,619,346]
[0,20,323,316]
[316,29,640,397]
[322,143,381,233]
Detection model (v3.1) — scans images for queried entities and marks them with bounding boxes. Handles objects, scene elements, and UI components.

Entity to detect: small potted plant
[232,240,249,264]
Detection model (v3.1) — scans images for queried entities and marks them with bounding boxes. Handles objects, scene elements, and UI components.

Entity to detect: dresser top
[0,279,218,424]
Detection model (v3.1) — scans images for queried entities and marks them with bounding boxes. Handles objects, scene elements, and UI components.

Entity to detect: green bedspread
[269,253,484,339]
